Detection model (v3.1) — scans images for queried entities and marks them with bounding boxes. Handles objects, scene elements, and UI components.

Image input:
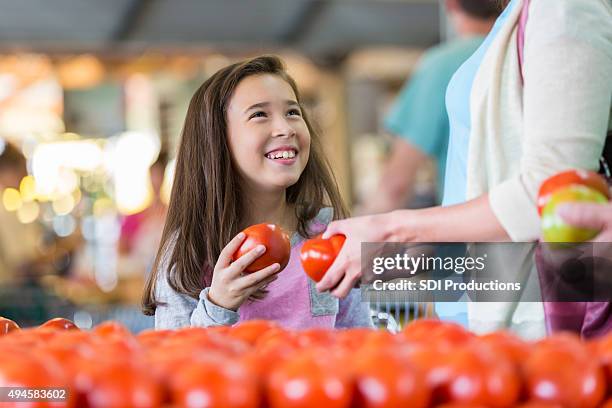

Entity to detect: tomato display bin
[1,318,611,408]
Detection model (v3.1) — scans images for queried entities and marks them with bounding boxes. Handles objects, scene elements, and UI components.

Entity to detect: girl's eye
[287,109,301,117]
[250,111,267,119]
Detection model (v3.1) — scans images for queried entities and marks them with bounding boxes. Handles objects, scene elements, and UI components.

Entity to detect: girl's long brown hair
[142,55,348,315]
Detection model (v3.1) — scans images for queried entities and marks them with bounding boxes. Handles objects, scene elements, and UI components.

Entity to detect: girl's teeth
[267,151,296,159]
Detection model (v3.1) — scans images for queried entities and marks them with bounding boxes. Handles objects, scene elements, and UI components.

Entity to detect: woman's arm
[317,195,509,298]
[387,195,509,243]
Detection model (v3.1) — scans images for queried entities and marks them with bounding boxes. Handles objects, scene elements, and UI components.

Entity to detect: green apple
[541,185,608,243]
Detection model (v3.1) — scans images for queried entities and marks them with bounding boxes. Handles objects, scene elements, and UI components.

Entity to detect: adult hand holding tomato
[556,201,612,243]
[300,234,345,282]
[541,185,608,243]
[209,230,284,311]
[538,170,610,243]
[315,213,400,298]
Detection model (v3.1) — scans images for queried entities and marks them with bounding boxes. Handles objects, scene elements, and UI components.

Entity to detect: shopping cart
[367,285,436,332]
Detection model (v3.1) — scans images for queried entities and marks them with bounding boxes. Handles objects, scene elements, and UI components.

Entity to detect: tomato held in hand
[0,316,20,335]
[537,169,609,215]
[233,223,291,273]
[300,234,345,282]
[541,185,608,243]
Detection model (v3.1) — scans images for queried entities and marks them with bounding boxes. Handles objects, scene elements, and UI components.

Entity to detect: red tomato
[523,341,606,408]
[229,320,279,345]
[593,333,612,387]
[0,351,72,408]
[0,316,20,335]
[436,404,489,408]
[267,352,352,408]
[335,328,376,350]
[136,329,172,349]
[401,319,475,349]
[233,223,291,273]
[537,169,610,215]
[38,317,79,331]
[413,343,518,408]
[84,363,164,408]
[478,331,530,365]
[247,330,300,378]
[171,358,259,408]
[355,329,406,353]
[93,321,130,337]
[435,345,520,408]
[352,349,430,408]
[329,234,346,255]
[300,234,346,282]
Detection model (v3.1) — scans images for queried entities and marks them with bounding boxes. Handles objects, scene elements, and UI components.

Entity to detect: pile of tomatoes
[1,316,612,408]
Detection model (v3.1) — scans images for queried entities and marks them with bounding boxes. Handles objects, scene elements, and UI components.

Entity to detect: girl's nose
[272,118,296,138]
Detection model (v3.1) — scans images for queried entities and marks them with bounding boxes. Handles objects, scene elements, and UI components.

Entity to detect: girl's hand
[208,232,281,311]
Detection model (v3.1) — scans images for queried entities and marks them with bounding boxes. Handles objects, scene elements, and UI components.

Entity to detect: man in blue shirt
[362,0,500,213]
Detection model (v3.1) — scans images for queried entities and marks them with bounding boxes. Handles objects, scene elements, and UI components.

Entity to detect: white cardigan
[465,0,612,338]
[468,0,612,242]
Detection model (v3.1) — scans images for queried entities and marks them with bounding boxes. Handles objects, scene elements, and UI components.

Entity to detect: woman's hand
[316,211,411,298]
[208,232,281,311]
[557,202,612,261]
[558,202,612,242]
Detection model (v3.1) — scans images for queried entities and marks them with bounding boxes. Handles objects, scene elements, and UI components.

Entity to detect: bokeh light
[19,175,37,202]
[16,200,40,223]
[2,188,22,211]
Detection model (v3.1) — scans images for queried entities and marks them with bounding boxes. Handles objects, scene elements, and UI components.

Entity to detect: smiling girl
[142,56,372,330]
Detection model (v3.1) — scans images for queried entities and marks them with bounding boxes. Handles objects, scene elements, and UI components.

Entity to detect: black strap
[600,131,612,185]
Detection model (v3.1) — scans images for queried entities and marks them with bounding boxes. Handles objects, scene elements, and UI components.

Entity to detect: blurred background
[0,0,460,331]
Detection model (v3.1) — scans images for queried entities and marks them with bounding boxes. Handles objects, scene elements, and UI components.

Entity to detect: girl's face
[227,74,310,194]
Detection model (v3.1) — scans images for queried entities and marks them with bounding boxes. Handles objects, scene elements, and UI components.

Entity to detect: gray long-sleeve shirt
[154,208,373,330]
